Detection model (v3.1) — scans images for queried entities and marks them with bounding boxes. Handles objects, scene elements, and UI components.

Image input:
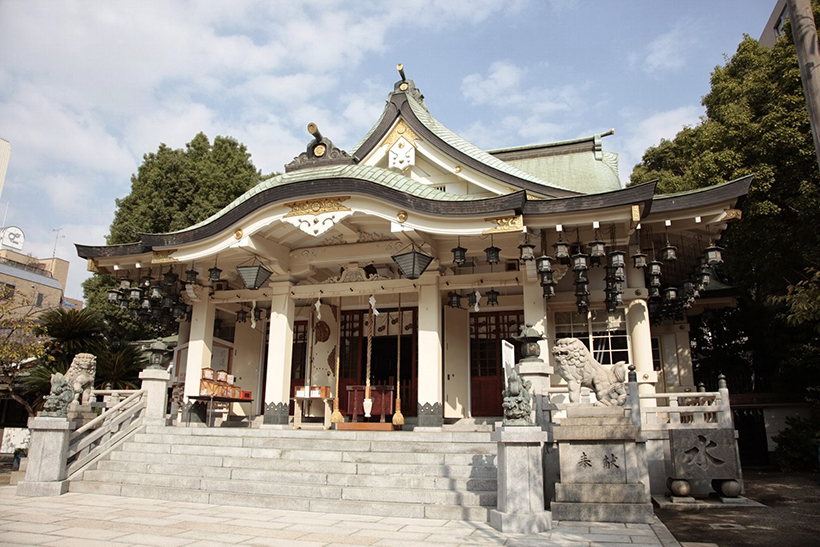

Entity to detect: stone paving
[0,486,682,547]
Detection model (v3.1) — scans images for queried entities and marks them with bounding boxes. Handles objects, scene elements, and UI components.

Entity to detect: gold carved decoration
[284,197,351,217]
[396,210,408,223]
[454,166,462,173]
[483,215,524,234]
[86,259,99,273]
[234,229,244,240]
[314,144,326,157]
[152,250,179,264]
[384,119,420,149]
[723,209,742,221]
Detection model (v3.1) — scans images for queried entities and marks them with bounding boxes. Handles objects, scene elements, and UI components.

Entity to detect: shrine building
[76,69,749,429]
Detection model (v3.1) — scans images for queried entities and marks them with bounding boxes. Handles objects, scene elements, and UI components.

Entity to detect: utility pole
[787,0,820,171]
[52,228,64,259]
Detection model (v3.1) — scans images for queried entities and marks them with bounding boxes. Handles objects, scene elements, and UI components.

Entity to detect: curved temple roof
[76,77,752,261]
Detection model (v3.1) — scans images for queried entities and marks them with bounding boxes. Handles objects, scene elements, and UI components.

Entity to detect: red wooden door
[470,311,524,416]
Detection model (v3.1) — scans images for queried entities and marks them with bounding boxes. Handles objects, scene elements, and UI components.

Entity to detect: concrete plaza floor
[0,486,683,547]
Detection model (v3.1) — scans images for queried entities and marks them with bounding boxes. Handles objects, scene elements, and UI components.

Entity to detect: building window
[0,283,15,298]
[554,309,630,365]
[35,292,44,307]
[651,337,662,372]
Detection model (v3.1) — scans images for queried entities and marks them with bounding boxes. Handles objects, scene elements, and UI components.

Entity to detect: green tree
[107,132,264,244]
[630,6,820,396]
[0,286,48,417]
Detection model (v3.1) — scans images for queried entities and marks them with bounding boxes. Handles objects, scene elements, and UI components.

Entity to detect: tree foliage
[631,4,820,396]
[630,13,820,296]
[0,285,49,417]
[107,132,264,245]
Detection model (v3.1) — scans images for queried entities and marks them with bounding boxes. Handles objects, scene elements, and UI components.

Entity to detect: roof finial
[397,63,406,81]
[307,122,322,141]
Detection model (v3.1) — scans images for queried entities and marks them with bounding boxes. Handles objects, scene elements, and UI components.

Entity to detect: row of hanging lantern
[107,266,192,329]
[448,235,503,309]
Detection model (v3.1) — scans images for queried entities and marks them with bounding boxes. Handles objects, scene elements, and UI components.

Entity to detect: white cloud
[630,20,702,74]
[618,105,704,182]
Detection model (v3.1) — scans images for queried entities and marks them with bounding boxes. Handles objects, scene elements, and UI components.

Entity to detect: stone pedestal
[550,406,653,523]
[66,403,96,425]
[140,368,171,426]
[518,358,553,428]
[489,426,552,533]
[16,416,72,497]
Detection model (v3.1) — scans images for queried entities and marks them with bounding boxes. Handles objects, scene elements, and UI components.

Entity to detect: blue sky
[0,0,777,300]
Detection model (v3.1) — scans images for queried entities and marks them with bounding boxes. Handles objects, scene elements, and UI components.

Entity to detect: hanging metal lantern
[451,243,467,266]
[540,270,555,286]
[208,265,223,283]
[185,267,199,284]
[448,292,463,309]
[163,270,178,286]
[648,285,661,299]
[648,260,662,277]
[236,264,273,290]
[664,286,678,301]
[149,283,164,301]
[661,241,677,262]
[589,239,606,260]
[699,268,711,287]
[118,299,130,311]
[649,274,662,287]
[140,272,153,288]
[119,279,132,291]
[705,243,723,265]
[632,250,648,269]
[161,293,175,309]
[107,288,122,303]
[129,286,144,302]
[574,282,590,296]
[609,291,624,306]
[486,288,500,306]
[140,297,152,310]
[253,307,264,322]
[574,269,589,284]
[467,291,478,307]
[518,241,536,262]
[612,265,626,282]
[683,280,694,297]
[542,284,556,299]
[151,306,163,319]
[392,246,434,279]
[576,293,589,312]
[484,244,501,265]
[236,308,248,323]
[571,250,589,272]
[172,302,187,320]
[608,250,626,269]
[553,238,570,262]
[536,255,553,273]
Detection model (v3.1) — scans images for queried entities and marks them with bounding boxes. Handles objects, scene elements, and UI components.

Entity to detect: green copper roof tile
[172,164,483,235]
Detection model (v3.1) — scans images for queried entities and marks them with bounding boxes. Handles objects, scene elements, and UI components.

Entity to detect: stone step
[554,483,650,504]
[94,460,497,491]
[557,416,632,426]
[107,448,496,478]
[550,501,654,524]
[69,479,496,517]
[143,425,493,443]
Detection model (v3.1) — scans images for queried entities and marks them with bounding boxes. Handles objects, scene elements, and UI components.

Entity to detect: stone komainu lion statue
[63,353,97,405]
[552,337,627,406]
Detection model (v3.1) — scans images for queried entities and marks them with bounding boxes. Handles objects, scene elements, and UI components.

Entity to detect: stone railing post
[140,368,171,426]
[627,364,642,427]
[16,416,72,497]
[489,426,552,533]
[717,374,733,429]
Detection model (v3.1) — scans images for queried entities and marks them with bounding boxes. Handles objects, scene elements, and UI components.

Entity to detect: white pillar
[263,282,294,425]
[183,300,215,399]
[417,272,443,427]
[626,298,657,399]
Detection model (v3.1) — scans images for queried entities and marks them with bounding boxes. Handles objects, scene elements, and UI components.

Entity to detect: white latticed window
[554,310,630,365]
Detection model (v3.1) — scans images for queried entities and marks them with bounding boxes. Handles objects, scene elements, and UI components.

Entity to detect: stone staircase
[69,425,498,521]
